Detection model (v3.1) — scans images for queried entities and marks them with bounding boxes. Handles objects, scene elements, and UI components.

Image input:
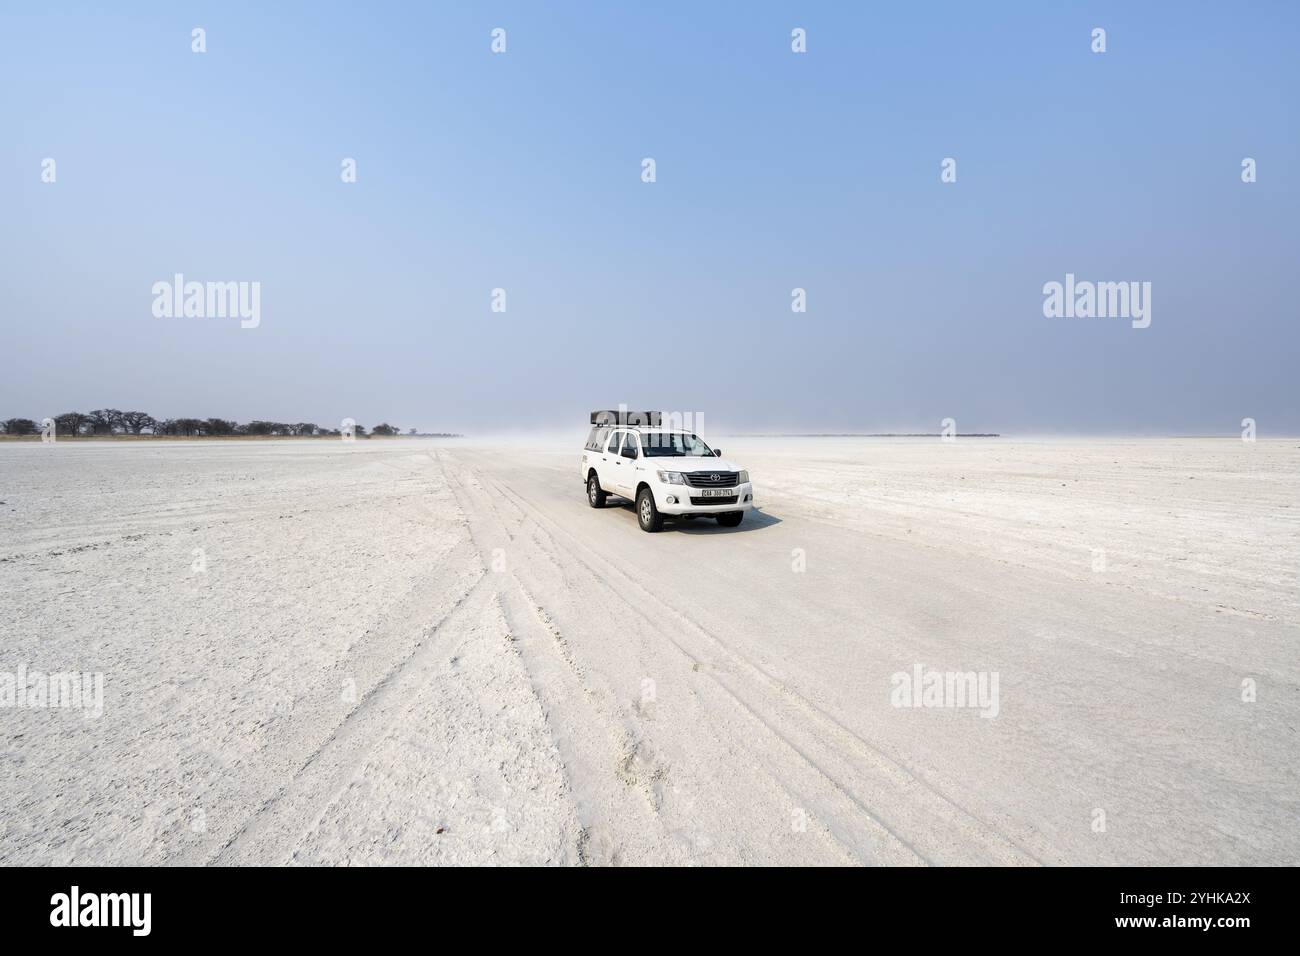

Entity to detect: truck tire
[637,487,664,532]
[587,473,607,508]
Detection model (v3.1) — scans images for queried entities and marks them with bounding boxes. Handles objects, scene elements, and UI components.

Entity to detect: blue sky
[3,2,1297,433]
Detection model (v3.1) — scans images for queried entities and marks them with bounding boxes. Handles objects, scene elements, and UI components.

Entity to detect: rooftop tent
[590,410,662,426]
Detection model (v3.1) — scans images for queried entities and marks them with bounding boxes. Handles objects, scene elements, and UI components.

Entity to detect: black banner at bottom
[0,865,1283,942]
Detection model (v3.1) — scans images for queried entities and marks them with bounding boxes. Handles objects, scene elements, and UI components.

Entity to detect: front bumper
[654,482,754,515]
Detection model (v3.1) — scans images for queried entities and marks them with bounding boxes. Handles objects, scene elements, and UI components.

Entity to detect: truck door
[599,431,624,496]
[616,432,642,496]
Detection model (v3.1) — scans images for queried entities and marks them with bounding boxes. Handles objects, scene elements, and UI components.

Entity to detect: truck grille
[684,471,739,488]
[690,495,738,506]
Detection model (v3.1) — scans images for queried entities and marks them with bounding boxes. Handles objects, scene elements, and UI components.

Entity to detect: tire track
[438,448,908,864]
[451,448,1041,865]
[432,450,691,865]
[207,553,488,864]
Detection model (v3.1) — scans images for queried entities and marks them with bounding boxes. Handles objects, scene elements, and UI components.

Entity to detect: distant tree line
[1,410,403,438]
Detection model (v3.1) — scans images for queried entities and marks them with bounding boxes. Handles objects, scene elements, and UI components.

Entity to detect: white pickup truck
[580,411,754,532]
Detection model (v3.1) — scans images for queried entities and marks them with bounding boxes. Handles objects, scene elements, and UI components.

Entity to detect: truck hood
[650,456,744,474]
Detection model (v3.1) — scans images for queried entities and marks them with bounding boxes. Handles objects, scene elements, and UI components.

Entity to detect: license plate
[699,488,735,498]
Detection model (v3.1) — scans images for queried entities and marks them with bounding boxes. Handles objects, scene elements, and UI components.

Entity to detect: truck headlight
[738,470,750,484]
[657,471,685,484]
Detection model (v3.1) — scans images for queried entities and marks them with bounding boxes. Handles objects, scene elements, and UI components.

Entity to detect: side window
[606,431,624,454]
[622,433,639,459]
[585,426,609,452]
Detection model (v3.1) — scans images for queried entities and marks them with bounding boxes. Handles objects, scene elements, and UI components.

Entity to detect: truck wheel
[716,511,743,527]
[587,474,607,508]
[637,488,664,532]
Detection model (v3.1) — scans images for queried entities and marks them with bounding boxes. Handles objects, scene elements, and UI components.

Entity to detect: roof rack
[590,410,661,426]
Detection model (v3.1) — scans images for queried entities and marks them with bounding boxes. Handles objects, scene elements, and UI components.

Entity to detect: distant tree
[119,411,156,434]
[85,410,109,434]
[2,418,38,435]
[85,409,125,434]
[243,420,296,436]
[407,428,417,436]
[174,418,204,436]
[53,412,90,437]
[204,418,237,436]
[293,423,318,436]
[372,423,398,436]
[352,424,367,438]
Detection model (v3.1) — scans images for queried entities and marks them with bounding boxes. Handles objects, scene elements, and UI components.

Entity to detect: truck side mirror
[712,448,722,457]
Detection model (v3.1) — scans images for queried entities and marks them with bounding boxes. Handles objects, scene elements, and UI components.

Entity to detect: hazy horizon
[4,3,1297,436]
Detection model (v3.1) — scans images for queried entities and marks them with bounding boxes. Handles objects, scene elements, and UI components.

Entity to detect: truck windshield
[642,433,714,457]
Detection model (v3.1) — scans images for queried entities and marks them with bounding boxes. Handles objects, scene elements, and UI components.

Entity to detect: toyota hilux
[580,411,754,532]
